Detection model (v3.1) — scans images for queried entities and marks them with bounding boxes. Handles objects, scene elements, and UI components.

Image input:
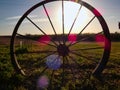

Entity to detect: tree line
[24,32,120,42]
[110,32,120,41]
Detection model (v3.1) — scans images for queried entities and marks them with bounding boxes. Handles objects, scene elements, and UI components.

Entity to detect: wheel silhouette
[10,0,111,88]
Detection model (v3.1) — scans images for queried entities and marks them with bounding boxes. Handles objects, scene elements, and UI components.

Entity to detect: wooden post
[20,41,23,48]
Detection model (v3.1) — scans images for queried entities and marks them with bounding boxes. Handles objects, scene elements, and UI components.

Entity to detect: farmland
[0,36,120,90]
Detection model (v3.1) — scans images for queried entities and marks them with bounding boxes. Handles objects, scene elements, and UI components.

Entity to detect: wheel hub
[57,44,69,56]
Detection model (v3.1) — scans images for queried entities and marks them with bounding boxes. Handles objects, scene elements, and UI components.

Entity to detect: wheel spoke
[39,66,48,75]
[43,4,57,36]
[70,51,98,62]
[62,56,65,85]
[22,51,56,68]
[62,0,65,44]
[26,16,58,46]
[16,33,57,48]
[65,56,76,81]
[14,50,57,54]
[49,70,55,89]
[47,55,60,68]
[26,16,47,36]
[71,46,103,51]
[15,51,57,71]
[68,55,79,67]
[68,31,103,47]
[67,5,82,37]
[43,5,61,44]
[68,16,96,46]
[39,51,57,62]
[17,33,37,41]
[78,16,96,35]
[68,55,94,77]
[68,55,82,78]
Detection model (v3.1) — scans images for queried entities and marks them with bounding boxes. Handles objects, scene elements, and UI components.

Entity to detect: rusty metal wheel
[10,0,111,89]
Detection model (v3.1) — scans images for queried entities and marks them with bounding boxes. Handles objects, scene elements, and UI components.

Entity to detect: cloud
[32,18,48,23]
[6,16,21,20]
[108,16,116,19]
[6,15,38,20]
[20,18,48,24]
[7,17,48,25]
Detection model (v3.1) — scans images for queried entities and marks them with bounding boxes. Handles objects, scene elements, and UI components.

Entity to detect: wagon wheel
[10,0,111,89]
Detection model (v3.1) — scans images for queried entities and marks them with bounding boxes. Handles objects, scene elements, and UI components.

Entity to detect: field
[0,36,120,90]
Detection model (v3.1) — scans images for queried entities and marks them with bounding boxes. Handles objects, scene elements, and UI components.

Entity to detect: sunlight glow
[37,75,49,89]
[17,1,94,35]
[38,35,51,45]
[95,34,105,47]
[57,1,88,34]
[46,55,61,70]
[68,34,77,43]
[95,34,111,50]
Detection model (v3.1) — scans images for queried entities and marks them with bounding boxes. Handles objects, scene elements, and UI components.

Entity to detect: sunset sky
[0,0,120,35]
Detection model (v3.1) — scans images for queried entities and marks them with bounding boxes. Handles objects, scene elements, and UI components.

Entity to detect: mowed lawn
[0,42,120,90]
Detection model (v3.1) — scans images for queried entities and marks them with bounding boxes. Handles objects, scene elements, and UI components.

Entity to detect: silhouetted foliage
[110,32,120,41]
[24,32,120,42]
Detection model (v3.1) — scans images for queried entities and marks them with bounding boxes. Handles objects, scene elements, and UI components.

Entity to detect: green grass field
[0,42,120,90]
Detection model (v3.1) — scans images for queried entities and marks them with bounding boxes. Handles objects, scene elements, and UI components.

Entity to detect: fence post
[20,41,23,48]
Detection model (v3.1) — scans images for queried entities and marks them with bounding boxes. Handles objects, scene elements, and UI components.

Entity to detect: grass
[0,42,120,90]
